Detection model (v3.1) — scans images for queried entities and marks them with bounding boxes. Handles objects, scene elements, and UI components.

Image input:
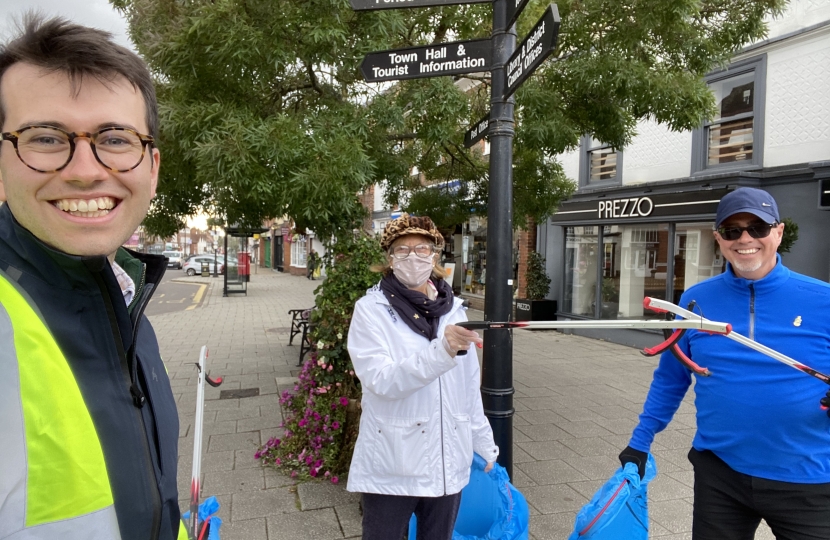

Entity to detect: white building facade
[540,0,830,347]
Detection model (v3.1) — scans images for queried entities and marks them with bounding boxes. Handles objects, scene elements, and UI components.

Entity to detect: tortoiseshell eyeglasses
[1,125,154,173]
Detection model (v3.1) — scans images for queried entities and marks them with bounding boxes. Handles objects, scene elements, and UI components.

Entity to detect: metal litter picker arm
[458,319,730,332]
[190,346,223,539]
[457,313,731,375]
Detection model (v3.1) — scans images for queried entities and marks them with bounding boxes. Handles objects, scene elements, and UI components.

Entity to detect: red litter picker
[189,346,223,539]
[643,297,830,386]
[460,297,830,403]
[457,304,732,377]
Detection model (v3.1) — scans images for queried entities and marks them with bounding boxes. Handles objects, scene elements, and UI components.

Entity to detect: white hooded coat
[346,283,499,496]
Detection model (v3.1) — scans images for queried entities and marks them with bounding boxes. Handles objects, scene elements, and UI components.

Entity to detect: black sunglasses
[716,222,777,241]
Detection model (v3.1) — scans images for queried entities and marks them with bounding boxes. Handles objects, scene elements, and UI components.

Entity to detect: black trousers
[361,492,462,540]
[689,448,830,540]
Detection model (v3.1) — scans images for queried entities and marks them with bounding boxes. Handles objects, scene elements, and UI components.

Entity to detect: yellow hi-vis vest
[0,272,189,540]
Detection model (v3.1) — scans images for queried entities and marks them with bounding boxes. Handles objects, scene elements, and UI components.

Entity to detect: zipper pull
[131,384,146,408]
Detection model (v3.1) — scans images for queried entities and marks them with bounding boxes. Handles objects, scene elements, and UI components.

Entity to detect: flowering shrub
[256,233,385,480]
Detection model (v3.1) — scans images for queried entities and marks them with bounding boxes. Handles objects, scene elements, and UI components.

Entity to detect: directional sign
[464,113,491,148]
[503,4,560,98]
[350,0,491,10]
[361,39,492,83]
[506,0,531,28]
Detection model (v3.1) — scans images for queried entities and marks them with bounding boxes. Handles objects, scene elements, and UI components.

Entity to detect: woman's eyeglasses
[716,223,776,241]
[390,244,436,260]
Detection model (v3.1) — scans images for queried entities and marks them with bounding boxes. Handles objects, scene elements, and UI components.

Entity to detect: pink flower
[318,387,328,394]
[331,476,339,484]
[339,397,349,407]
[310,468,318,477]
[290,471,298,478]
[331,421,341,430]
[327,365,333,371]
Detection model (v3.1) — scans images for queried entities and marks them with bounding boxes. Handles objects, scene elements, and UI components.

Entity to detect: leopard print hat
[380,213,445,252]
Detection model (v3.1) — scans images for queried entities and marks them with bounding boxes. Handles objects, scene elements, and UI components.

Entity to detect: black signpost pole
[482,0,517,480]
[355,0,560,481]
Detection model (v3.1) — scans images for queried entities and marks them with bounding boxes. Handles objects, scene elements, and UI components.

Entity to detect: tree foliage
[112,0,785,238]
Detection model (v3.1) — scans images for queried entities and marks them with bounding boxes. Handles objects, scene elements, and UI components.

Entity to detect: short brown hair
[0,13,158,138]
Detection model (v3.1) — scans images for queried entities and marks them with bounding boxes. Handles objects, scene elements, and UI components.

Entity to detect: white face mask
[392,254,434,289]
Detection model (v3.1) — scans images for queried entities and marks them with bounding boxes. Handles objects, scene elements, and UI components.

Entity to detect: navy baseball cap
[715,188,779,229]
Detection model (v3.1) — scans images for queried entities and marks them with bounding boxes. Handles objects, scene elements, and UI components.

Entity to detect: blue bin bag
[567,454,657,540]
[409,453,529,540]
[182,496,223,540]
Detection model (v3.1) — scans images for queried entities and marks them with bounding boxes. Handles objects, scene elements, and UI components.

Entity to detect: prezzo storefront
[541,185,731,347]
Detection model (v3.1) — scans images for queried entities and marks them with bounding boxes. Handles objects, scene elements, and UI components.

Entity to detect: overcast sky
[0,0,133,49]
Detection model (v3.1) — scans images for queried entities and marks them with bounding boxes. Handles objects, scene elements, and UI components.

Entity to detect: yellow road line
[191,283,207,305]
[164,280,206,311]
[193,283,207,304]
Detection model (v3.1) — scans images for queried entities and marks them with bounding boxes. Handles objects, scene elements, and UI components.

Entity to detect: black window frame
[579,134,623,189]
[691,54,766,175]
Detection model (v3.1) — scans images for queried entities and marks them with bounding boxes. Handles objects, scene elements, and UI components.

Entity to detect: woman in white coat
[347,214,499,540]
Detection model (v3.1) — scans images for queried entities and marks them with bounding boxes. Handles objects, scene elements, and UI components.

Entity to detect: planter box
[515,299,558,322]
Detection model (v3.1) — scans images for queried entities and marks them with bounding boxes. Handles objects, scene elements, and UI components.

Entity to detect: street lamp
[213,227,219,278]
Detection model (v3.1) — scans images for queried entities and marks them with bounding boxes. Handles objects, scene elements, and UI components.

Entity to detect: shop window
[291,236,307,267]
[562,226,599,316]
[564,224,670,319]
[611,223,670,319]
[692,55,765,174]
[673,223,726,303]
[462,216,488,296]
[562,221,729,319]
[579,136,622,188]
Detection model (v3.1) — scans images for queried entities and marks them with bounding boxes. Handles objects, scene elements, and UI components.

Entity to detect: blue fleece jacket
[630,256,830,483]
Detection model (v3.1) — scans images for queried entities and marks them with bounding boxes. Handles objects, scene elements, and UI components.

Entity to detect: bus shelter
[223,226,267,297]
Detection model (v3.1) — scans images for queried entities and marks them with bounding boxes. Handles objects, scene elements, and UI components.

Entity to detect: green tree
[112,0,785,237]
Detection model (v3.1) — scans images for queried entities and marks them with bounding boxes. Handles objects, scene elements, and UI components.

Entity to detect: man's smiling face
[714,212,783,281]
[0,63,159,259]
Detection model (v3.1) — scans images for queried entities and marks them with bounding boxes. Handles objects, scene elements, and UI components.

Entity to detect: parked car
[162,250,184,269]
[182,255,223,276]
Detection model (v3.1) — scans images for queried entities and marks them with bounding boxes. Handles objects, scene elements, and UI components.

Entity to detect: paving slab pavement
[150,270,773,539]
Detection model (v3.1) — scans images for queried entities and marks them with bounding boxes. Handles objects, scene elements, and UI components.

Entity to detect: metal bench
[288,308,315,366]
[288,308,312,345]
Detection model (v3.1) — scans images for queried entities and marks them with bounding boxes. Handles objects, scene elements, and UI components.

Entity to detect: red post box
[238,252,250,282]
